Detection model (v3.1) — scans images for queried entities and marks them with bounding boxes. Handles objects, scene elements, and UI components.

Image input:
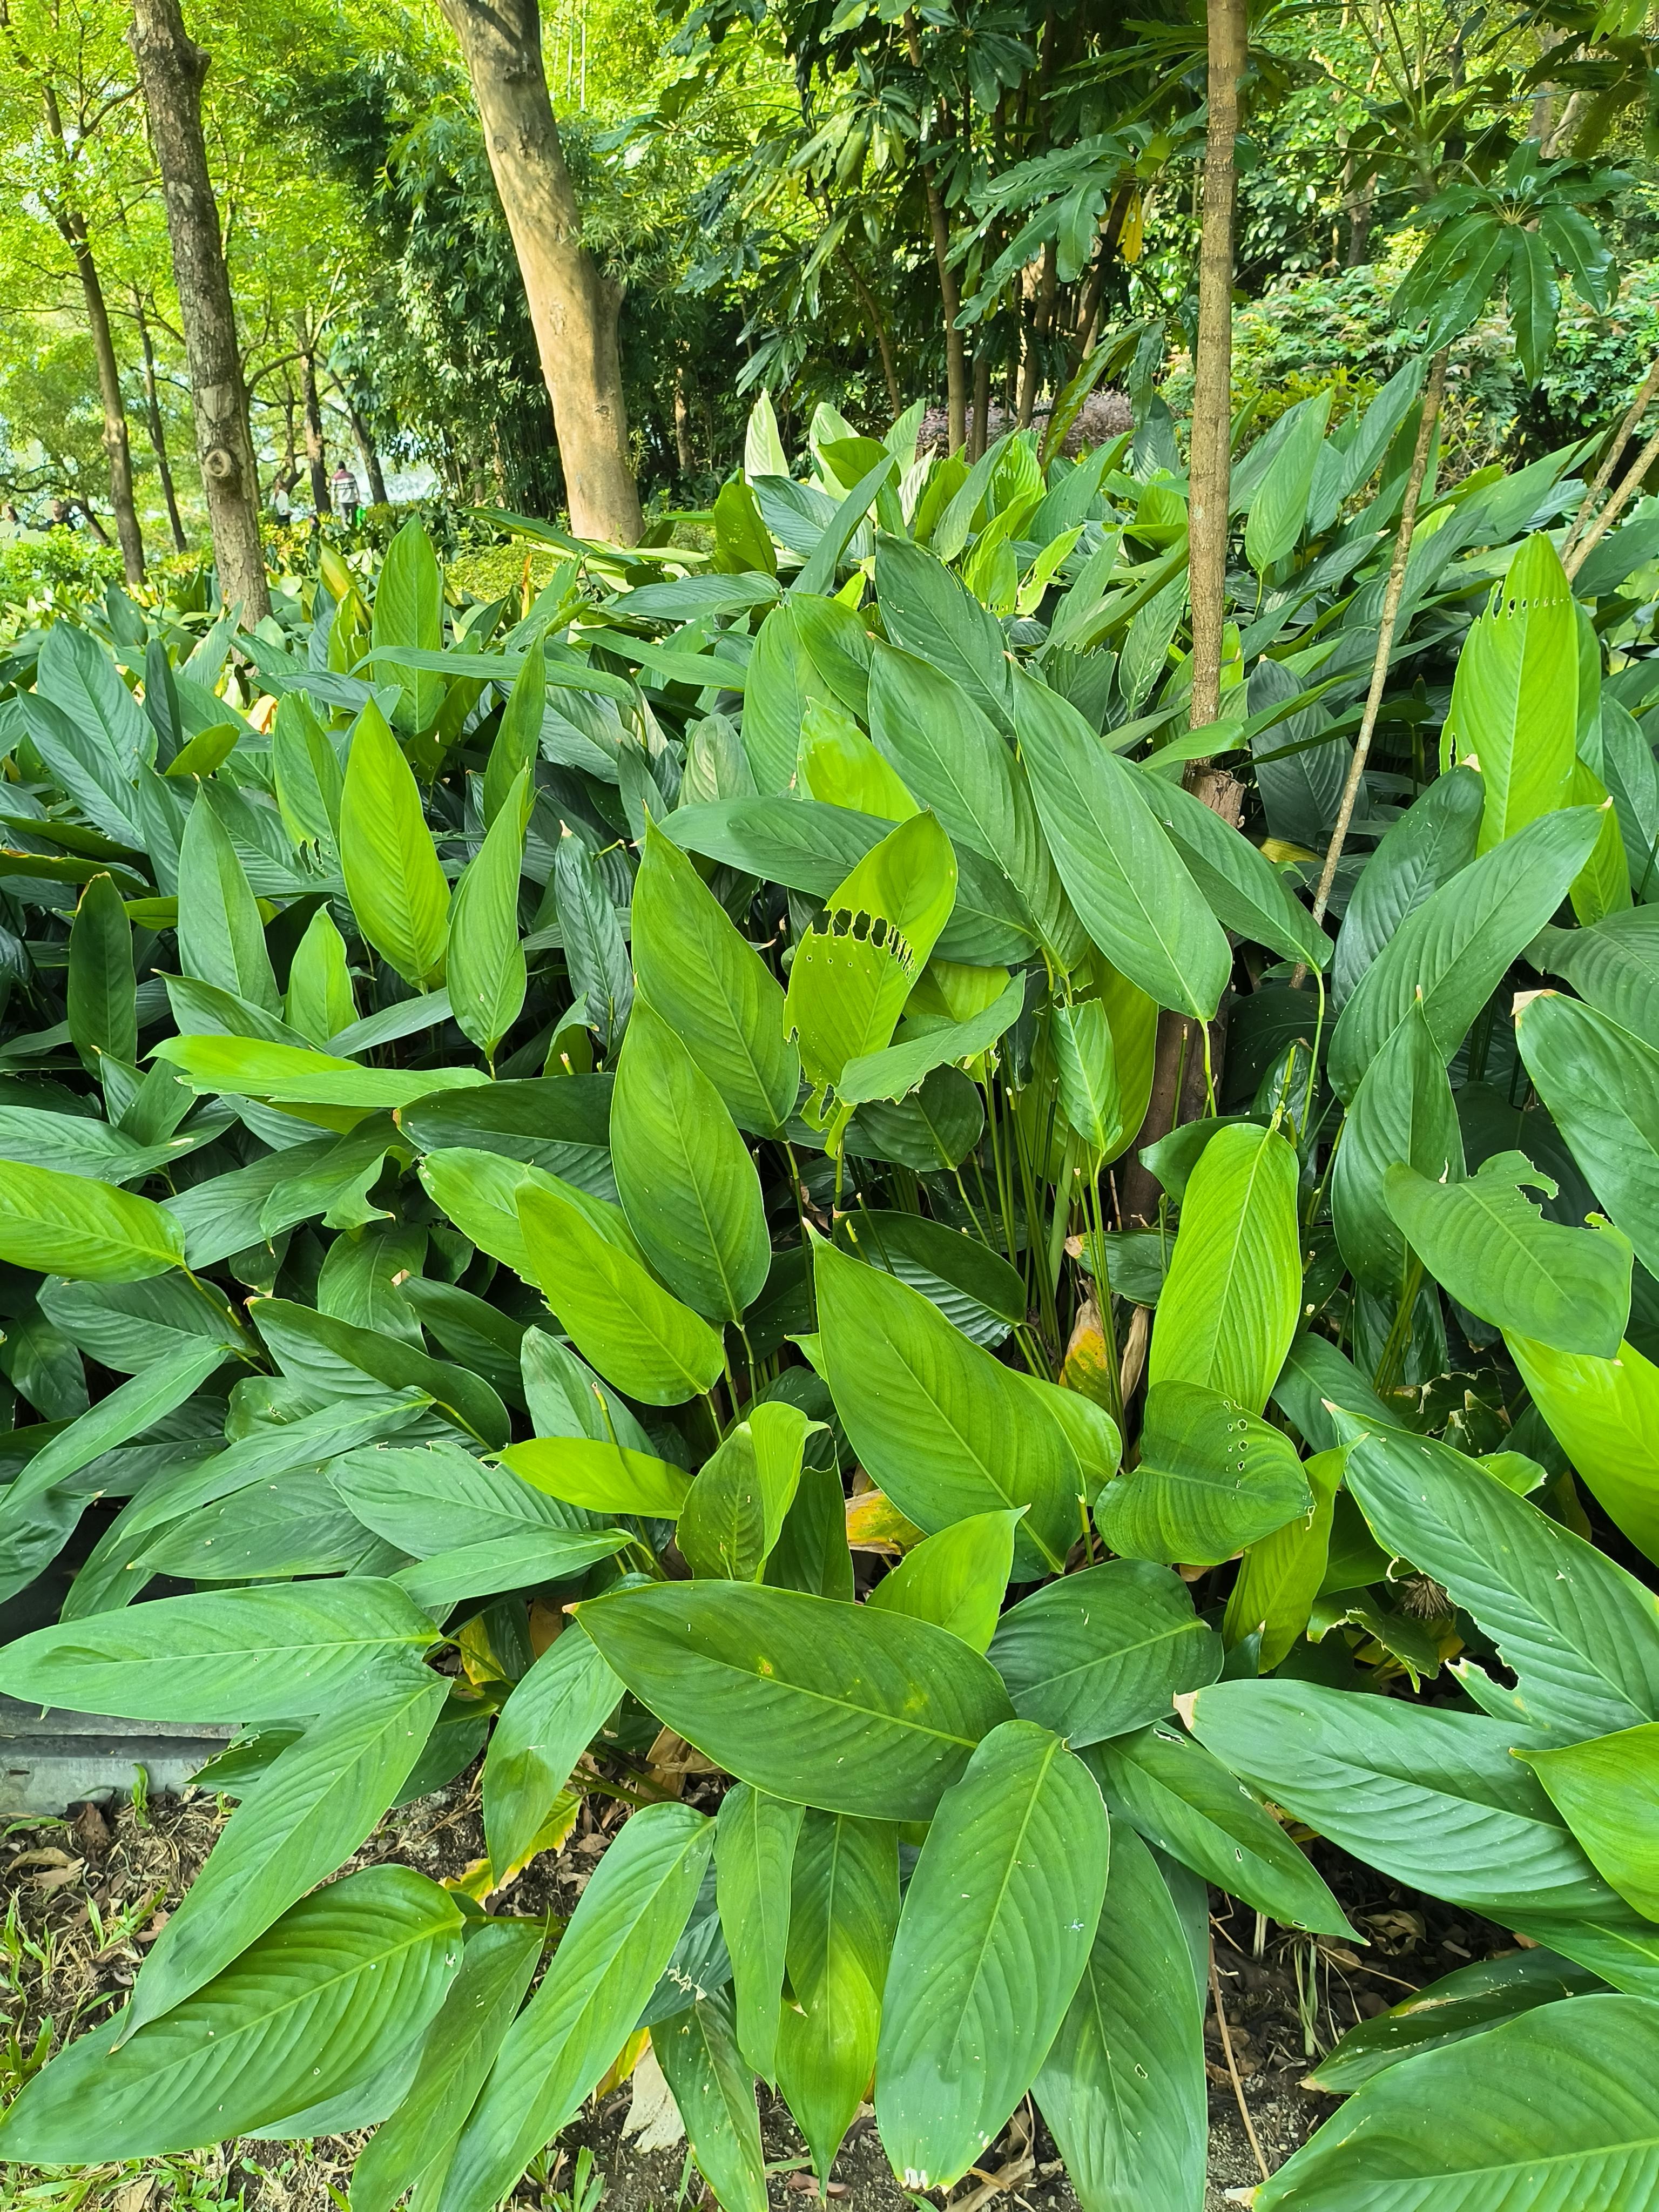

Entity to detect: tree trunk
[1016,240,1057,426]
[673,362,694,475]
[60,217,144,585]
[129,0,269,622]
[1186,0,1245,735]
[435,0,642,545]
[969,346,992,461]
[296,326,329,512]
[902,15,966,451]
[342,395,389,505]
[1115,0,1248,1230]
[133,296,188,552]
[838,245,902,419]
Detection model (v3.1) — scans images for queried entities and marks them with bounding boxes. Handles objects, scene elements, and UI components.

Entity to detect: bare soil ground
[0,1777,1515,2212]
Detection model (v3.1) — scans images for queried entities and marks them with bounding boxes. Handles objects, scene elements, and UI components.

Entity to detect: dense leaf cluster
[1,387,1659,2203]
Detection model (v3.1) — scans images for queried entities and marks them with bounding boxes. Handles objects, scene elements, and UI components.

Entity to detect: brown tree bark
[341,394,389,506]
[837,245,902,420]
[1016,240,1058,426]
[132,295,187,552]
[295,322,329,512]
[60,213,144,585]
[435,0,642,545]
[1186,0,1246,734]
[129,0,269,622]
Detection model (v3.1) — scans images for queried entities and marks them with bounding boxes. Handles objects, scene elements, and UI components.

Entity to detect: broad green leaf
[1223,1446,1344,1668]
[797,695,916,818]
[572,1581,1015,1819]
[1333,763,1483,1007]
[18,691,144,846]
[1383,1153,1631,1357]
[866,1508,1019,1652]
[875,1721,1108,2193]
[155,1031,488,1110]
[1034,1824,1206,2212]
[1505,1331,1659,1564]
[1532,909,1659,1050]
[1568,757,1631,927]
[419,1146,542,1279]
[785,812,958,1096]
[484,635,547,827]
[394,1529,627,1611]
[1013,669,1230,1019]
[873,533,1012,731]
[332,1441,587,1554]
[553,832,632,1055]
[1341,1421,1659,1739]
[1090,1720,1355,1936]
[36,1274,249,1377]
[1332,999,1465,1300]
[654,1992,767,2212]
[126,1674,448,2034]
[351,1919,544,2212]
[867,645,1068,957]
[814,1237,1081,1577]
[68,872,136,1075]
[0,1867,462,2161]
[318,1219,427,1344]
[503,1434,692,1518]
[519,1326,655,1455]
[251,1297,510,1448]
[0,1158,184,1281]
[400,1076,614,1196]
[372,516,446,733]
[438,1804,711,2212]
[517,1180,725,1405]
[1187,1679,1624,1925]
[988,1556,1221,1746]
[632,818,798,1136]
[272,690,343,849]
[341,702,451,988]
[1328,804,1603,1101]
[765,1453,855,1602]
[834,1206,1026,1347]
[1147,1122,1301,1413]
[136,1468,398,1586]
[1095,1379,1312,1566]
[611,997,770,1323]
[1141,771,1330,970]
[0,1340,230,1520]
[38,617,150,774]
[714,1783,802,2085]
[1051,998,1122,1157]
[836,968,1026,1107]
[178,792,280,1014]
[1244,390,1331,572]
[448,766,530,1057]
[286,908,358,1047]
[1255,1993,1659,2212]
[678,1401,813,1580]
[0,1577,437,1723]
[1306,1949,1604,2093]
[666,794,886,896]
[775,1810,898,2183]
[484,1627,624,1880]
[1521,1723,1659,1922]
[1446,534,1579,853]
[1516,992,1659,1278]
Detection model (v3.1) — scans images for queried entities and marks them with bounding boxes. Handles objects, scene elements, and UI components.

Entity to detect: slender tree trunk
[59,215,144,585]
[296,326,329,511]
[435,0,642,545]
[72,498,111,546]
[673,363,694,475]
[129,0,269,622]
[903,15,966,451]
[969,347,992,461]
[1016,241,1057,426]
[838,246,902,419]
[133,295,187,551]
[1116,0,1248,1231]
[342,396,388,505]
[1186,0,1245,734]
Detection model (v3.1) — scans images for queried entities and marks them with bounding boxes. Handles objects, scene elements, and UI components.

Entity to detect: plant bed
[3,398,1659,2208]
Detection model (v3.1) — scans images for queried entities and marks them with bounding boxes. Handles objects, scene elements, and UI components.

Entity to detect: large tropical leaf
[1093,1378,1312,1565]
[572,1581,1014,1819]
[0,1158,184,1280]
[1444,533,1579,854]
[714,1782,803,2084]
[1515,991,1659,1277]
[988,1556,1220,1745]
[0,1867,462,2160]
[875,1721,1108,2193]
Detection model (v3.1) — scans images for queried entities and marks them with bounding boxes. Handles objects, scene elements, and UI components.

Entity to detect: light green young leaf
[483,1627,624,1879]
[1095,1378,1312,1566]
[484,632,547,827]
[1332,998,1465,1300]
[1051,997,1122,1157]
[678,1400,814,1580]
[1147,1121,1301,1414]
[448,765,530,1058]
[865,1508,1020,1652]
[1446,532,1579,854]
[285,908,358,1047]
[272,690,343,849]
[0,1158,184,1281]
[341,701,451,988]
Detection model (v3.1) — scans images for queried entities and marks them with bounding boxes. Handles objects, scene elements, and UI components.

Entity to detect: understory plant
[0,380,1657,2208]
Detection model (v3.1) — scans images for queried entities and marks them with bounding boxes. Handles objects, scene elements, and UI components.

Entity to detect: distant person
[271,477,293,523]
[44,497,70,530]
[331,464,359,521]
